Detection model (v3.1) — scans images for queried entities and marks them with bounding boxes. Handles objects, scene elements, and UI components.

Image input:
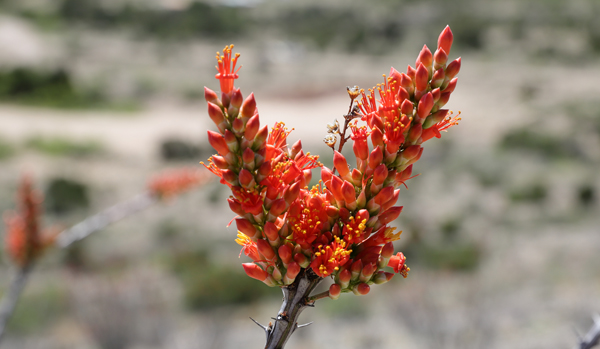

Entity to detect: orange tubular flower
[309,236,352,277]
[4,176,51,267]
[149,168,210,199]
[215,45,241,94]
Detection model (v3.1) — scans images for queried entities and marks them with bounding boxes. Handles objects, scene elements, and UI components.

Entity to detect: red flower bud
[402,145,422,161]
[244,114,260,141]
[359,262,376,282]
[431,68,445,89]
[321,166,333,186]
[242,263,269,282]
[240,93,257,119]
[238,169,255,189]
[373,164,388,185]
[444,77,458,94]
[353,283,370,296]
[416,44,433,74]
[445,57,461,79]
[338,268,352,288]
[293,253,310,268]
[207,130,229,156]
[284,181,301,205]
[257,239,276,260]
[400,73,414,97]
[236,218,259,239]
[370,127,384,148]
[400,99,414,116]
[333,151,350,179]
[230,88,243,109]
[438,25,454,55]
[417,92,434,121]
[204,86,221,106]
[368,146,383,170]
[212,155,229,170]
[415,63,429,93]
[268,198,287,221]
[279,244,293,264]
[228,198,245,216]
[283,262,301,285]
[433,48,448,70]
[378,206,403,226]
[329,283,342,300]
[207,102,227,133]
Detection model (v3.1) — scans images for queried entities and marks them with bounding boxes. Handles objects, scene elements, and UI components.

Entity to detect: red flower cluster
[148,167,211,199]
[204,27,461,298]
[3,176,53,267]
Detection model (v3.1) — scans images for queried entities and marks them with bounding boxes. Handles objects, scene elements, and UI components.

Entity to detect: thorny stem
[577,314,600,349]
[260,269,323,349]
[0,191,159,345]
[0,266,32,342]
[56,191,157,248]
[331,99,359,176]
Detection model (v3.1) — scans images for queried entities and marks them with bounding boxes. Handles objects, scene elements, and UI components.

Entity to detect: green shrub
[26,136,104,157]
[44,178,90,215]
[169,249,278,310]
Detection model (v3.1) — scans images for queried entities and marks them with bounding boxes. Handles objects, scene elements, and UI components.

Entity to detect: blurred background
[0,0,599,348]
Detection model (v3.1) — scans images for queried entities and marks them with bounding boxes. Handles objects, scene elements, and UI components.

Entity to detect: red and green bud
[204,86,221,107]
[333,151,351,180]
[263,221,280,244]
[400,73,414,97]
[236,218,259,240]
[370,127,384,148]
[228,198,245,216]
[293,252,310,268]
[252,125,269,150]
[414,63,429,95]
[242,147,255,170]
[257,239,276,260]
[329,283,342,300]
[238,169,255,189]
[417,92,434,121]
[436,91,452,109]
[279,244,293,265]
[351,260,363,281]
[407,123,423,145]
[224,130,239,153]
[341,181,356,210]
[240,93,257,120]
[207,130,230,156]
[438,25,453,55]
[416,44,433,76]
[222,169,239,186]
[244,114,260,141]
[373,271,394,284]
[368,146,383,170]
[283,262,301,285]
[433,48,448,70]
[402,145,422,161]
[445,57,461,79]
[400,99,414,117]
[337,268,352,288]
[228,88,243,118]
[379,242,395,268]
[359,262,376,282]
[267,198,287,221]
[352,283,370,296]
[212,155,229,170]
[423,109,449,129]
[406,65,416,81]
[431,68,445,89]
[290,139,302,159]
[207,102,228,133]
[242,263,270,284]
[284,182,301,205]
[443,77,458,93]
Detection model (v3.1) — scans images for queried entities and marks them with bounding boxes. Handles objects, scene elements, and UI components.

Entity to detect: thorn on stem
[250,317,268,331]
[297,321,313,329]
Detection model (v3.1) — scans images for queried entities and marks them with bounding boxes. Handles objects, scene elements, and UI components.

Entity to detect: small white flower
[323,134,337,147]
[326,119,340,134]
